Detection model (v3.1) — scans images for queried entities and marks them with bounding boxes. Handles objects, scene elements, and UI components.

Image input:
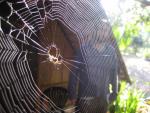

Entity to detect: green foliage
[113,22,141,51]
[144,53,150,59]
[109,82,144,113]
[111,0,150,53]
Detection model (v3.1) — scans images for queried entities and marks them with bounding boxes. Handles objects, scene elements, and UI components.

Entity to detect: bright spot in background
[100,0,138,25]
[101,0,120,16]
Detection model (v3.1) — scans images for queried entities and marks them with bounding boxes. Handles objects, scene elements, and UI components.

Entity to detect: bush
[144,53,150,61]
[109,82,144,113]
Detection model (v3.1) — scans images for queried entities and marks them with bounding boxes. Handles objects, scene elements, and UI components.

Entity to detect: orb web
[0,0,120,113]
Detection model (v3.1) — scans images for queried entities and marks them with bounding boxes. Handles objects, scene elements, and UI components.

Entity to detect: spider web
[0,0,119,113]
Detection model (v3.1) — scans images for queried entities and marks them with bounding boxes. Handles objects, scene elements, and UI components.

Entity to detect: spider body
[47,44,63,67]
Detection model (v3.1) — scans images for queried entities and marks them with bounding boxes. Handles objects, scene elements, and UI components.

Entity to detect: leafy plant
[109,82,144,113]
[111,0,150,54]
[144,53,150,60]
[113,22,141,52]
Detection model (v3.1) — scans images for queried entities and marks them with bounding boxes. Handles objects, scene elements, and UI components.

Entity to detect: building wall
[37,20,75,91]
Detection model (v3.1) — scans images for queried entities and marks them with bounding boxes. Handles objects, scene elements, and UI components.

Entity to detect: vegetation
[109,82,145,113]
[102,1,150,112]
[108,0,150,56]
[144,53,150,60]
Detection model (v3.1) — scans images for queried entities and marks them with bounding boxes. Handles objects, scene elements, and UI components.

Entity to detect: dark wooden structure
[0,0,131,113]
[37,20,77,91]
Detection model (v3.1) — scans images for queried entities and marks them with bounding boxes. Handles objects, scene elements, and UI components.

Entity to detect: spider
[44,43,79,71]
[47,43,63,67]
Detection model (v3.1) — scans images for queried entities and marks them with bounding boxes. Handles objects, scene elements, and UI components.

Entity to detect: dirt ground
[123,55,150,97]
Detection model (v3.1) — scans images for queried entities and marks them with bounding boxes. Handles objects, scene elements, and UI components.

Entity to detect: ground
[123,55,150,97]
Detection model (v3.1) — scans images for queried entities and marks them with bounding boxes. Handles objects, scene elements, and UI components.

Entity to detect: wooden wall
[37,20,78,91]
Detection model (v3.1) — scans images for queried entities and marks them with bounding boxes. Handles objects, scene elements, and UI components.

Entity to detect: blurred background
[101,0,150,112]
